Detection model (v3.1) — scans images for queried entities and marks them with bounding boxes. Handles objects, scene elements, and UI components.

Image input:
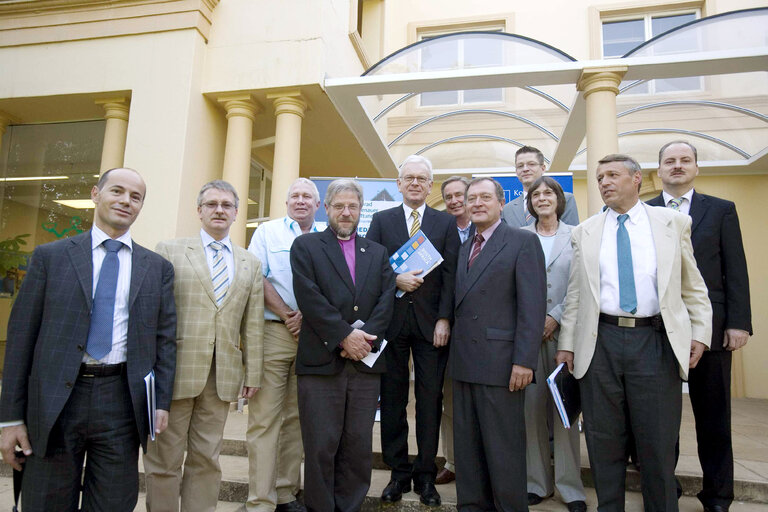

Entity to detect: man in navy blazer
[648,141,752,512]
[0,168,177,512]
[451,177,547,511]
[366,155,460,506]
[291,179,395,512]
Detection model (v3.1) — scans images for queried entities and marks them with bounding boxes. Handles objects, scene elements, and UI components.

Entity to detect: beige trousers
[144,363,230,512]
[246,321,303,511]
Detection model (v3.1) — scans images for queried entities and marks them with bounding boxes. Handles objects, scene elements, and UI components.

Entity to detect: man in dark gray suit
[502,146,579,227]
[0,168,177,512]
[451,177,547,511]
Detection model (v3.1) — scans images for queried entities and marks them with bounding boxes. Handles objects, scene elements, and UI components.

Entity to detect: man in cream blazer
[144,180,264,511]
[557,155,711,512]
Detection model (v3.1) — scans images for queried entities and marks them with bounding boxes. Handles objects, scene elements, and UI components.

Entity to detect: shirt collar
[477,218,502,239]
[91,225,133,251]
[608,200,644,225]
[402,202,426,219]
[662,187,694,206]
[200,228,232,252]
[284,215,318,235]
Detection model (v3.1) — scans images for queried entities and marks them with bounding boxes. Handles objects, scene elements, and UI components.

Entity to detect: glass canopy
[326,8,768,176]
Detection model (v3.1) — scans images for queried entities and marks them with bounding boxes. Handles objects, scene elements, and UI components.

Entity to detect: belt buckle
[618,317,636,328]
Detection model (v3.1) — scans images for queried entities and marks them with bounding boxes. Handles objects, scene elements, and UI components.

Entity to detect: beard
[329,217,358,238]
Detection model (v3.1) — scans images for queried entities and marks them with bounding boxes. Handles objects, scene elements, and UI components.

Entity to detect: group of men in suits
[0,139,752,512]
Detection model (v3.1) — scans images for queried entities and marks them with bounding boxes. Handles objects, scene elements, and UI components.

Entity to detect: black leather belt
[78,363,126,378]
[599,313,664,330]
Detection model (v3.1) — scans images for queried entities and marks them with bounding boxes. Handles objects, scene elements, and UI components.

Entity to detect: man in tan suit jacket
[144,180,264,511]
[557,154,711,512]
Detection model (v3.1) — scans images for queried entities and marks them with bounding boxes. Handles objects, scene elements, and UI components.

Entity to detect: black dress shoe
[566,500,587,512]
[275,500,307,512]
[381,479,411,503]
[413,481,441,507]
[528,493,545,506]
[703,505,729,512]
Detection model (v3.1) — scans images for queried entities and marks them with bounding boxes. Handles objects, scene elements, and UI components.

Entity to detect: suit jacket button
[324,342,328,345]
[547,283,552,288]
[77,345,84,351]
[472,315,478,320]
[353,306,359,311]
[547,298,552,303]
[65,382,73,388]
[547,268,551,273]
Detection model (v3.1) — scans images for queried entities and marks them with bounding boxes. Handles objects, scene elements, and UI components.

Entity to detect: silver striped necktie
[210,241,229,305]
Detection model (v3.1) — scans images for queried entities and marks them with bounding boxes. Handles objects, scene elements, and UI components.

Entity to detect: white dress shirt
[84,225,133,364]
[201,228,235,286]
[599,201,660,317]
[402,202,427,234]
[248,216,318,321]
[662,188,694,216]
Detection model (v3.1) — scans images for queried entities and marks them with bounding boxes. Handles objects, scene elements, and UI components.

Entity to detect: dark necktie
[468,233,484,269]
[616,214,637,314]
[86,239,123,360]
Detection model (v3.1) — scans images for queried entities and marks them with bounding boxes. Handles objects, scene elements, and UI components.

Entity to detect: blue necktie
[86,239,122,360]
[617,214,637,315]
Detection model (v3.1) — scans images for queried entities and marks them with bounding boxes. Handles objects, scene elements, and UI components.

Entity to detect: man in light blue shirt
[245,177,320,512]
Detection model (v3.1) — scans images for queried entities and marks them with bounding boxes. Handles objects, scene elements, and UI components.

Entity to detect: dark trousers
[380,304,448,483]
[688,349,733,508]
[453,380,527,512]
[581,322,682,512]
[22,373,140,512]
[297,363,380,512]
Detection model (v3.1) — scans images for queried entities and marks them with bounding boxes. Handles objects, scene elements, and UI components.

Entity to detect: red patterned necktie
[468,233,484,269]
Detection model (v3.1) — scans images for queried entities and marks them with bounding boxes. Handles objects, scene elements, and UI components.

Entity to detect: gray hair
[197,180,239,208]
[287,177,321,203]
[324,179,363,206]
[467,177,505,203]
[658,140,698,165]
[598,154,642,174]
[440,176,470,198]
[398,155,433,180]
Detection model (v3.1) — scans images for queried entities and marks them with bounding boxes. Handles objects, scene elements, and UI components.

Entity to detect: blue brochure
[389,230,444,298]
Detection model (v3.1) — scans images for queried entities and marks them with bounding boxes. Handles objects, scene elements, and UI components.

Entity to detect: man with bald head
[0,168,177,511]
[648,141,752,512]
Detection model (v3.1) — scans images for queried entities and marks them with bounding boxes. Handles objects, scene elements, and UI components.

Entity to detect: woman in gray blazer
[522,177,587,512]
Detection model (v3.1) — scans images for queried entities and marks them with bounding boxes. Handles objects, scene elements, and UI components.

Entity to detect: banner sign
[486,173,574,204]
[311,178,402,237]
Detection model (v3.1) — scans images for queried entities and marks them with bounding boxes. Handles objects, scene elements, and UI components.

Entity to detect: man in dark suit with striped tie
[366,155,460,507]
[0,168,177,512]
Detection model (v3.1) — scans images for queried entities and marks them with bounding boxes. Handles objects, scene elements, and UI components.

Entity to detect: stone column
[218,93,261,247]
[267,91,308,219]
[577,66,627,216]
[0,111,11,148]
[95,98,130,174]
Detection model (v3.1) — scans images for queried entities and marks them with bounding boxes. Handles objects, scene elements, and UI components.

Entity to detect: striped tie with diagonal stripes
[210,240,229,306]
[409,210,420,238]
[667,197,683,211]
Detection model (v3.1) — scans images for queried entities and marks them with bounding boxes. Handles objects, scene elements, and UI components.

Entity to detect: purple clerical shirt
[337,233,356,284]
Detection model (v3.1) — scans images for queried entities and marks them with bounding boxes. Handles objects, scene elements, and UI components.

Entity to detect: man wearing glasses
[144,180,264,511]
[367,155,460,507]
[502,146,579,227]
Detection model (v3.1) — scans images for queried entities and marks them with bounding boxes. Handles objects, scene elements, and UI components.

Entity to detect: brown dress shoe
[435,468,455,485]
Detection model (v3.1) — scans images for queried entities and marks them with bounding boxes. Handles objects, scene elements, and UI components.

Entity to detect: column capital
[577,66,628,98]
[218,93,262,122]
[95,97,131,121]
[268,91,309,119]
[0,110,19,133]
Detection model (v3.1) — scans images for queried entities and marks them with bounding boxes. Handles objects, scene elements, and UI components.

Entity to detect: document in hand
[350,319,388,368]
[389,230,444,298]
[546,362,581,429]
[144,370,156,441]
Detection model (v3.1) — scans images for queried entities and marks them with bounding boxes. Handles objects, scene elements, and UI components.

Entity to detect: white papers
[350,319,387,368]
[546,362,571,429]
[144,370,156,441]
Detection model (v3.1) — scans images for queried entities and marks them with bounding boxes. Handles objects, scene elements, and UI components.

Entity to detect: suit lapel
[219,245,248,309]
[187,242,218,305]
[321,228,355,294]
[646,205,675,303]
[547,225,571,268]
[129,244,149,309]
[454,237,471,308]
[581,213,606,304]
[67,232,94,310]
[455,226,507,307]
[354,237,373,300]
[394,205,410,243]
[689,191,707,236]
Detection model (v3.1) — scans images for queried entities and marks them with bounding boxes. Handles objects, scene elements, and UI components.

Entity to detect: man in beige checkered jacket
[143,180,264,511]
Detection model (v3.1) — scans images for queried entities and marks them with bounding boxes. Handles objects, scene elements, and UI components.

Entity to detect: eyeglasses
[201,201,236,211]
[329,203,361,213]
[400,175,430,185]
[515,161,542,170]
[466,193,497,204]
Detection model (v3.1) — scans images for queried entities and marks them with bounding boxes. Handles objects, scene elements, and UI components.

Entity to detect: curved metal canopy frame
[618,101,768,122]
[415,134,550,162]
[388,109,559,148]
[575,129,750,159]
